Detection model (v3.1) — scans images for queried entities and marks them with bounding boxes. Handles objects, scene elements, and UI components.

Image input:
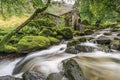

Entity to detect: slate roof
[45,5,73,17]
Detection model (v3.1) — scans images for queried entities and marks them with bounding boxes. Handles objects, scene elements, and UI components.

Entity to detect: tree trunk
[0,0,51,47]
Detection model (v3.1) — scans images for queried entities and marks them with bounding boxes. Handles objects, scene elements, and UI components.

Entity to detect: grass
[0,15,29,28]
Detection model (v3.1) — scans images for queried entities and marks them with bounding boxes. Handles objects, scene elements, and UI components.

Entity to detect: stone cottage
[45,4,82,31]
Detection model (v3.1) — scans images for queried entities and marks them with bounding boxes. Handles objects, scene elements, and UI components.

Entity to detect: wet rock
[67,39,80,47]
[96,36,111,45]
[62,59,86,80]
[98,45,111,52]
[46,73,64,80]
[117,33,120,36]
[65,47,79,54]
[0,76,21,80]
[111,40,120,51]
[22,71,46,80]
[103,32,111,35]
[114,37,120,40]
[75,45,94,52]
[84,29,94,35]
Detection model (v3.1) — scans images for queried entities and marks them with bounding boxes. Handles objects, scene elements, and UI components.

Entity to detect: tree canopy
[0,0,51,47]
[74,0,120,24]
[0,0,48,18]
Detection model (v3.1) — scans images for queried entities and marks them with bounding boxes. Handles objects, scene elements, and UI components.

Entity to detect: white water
[52,0,75,4]
[0,59,21,76]
[0,44,75,77]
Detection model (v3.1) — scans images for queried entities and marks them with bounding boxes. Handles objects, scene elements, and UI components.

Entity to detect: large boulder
[62,59,86,80]
[111,40,120,51]
[46,73,64,80]
[117,33,120,36]
[18,36,51,53]
[98,45,111,52]
[22,71,46,80]
[0,45,17,54]
[65,46,79,54]
[75,45,94,52]
[96,36,111,45]
[0,76,21,80]
[57,27,73,40]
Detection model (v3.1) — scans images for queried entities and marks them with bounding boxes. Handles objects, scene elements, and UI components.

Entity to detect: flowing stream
[0,28,120,80]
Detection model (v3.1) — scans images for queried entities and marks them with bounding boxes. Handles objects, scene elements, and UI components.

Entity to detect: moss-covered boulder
[75,45,94,52]
[56,35,63,40]
[57,27,73,40]
[46,73,64,80]
[39,28,53,37]
[22,71,46,80]
[18,36,51,53]
[73,31,85,36]
[0,31,8,36]
[62,59,86,80]
[84,29,94,35]
[111,40,120,51]
[67,39,80,47]
[0,45,17,53]
[65,46,79,54]
[48,37,60,45]
[8,36,21,45]
[96,36,111,45]
[77,38,87,42]
[0,36,3,41]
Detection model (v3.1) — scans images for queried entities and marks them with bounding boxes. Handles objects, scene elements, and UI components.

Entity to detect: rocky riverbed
[0,27,120,80]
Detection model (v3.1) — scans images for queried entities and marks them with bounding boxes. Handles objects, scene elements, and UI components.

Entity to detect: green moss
[48,37,60,44]
[73,31,85,36]
[57,27,73,39]
[67,39,80,47]
[86,37,94,41]
[0,36,3,41]
[18,36,51,53]
[39,28,53,37]
[0,45,17,53]
[84,29,94,35]
[77,37,87,42]
[56,35,63,40]
[0,31,9,36]
[8,36,21,45]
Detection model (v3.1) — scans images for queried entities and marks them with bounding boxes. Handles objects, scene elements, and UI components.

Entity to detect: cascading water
[0,41,120,80]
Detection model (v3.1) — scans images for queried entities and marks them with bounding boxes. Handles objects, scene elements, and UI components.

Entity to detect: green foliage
[0,45,17,53]
[67,39,80,47]
[57,27,73,40]
[18,36,51,53]
[48,37,60,44]
[75,0,120,25]
[28,18,56,28]
[0,0,46,18]
[0,36,3,41]
[39,28,53,36]
[84,29,94,35]
[19,26,38,35]
[73,31,85,36]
